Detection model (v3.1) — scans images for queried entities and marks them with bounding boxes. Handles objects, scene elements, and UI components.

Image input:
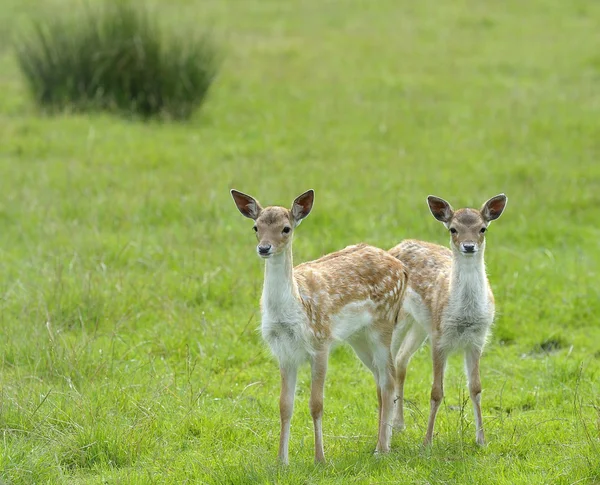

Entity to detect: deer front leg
[278,364,298,464]
[310,349,329,463]
[424,345,446,446]
[465,347,485,445]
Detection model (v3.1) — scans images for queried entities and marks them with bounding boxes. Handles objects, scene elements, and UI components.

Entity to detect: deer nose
[257,244,272,255]
[462,243,476,253]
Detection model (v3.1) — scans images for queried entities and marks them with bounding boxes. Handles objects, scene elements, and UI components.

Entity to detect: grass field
[1,0,600,483]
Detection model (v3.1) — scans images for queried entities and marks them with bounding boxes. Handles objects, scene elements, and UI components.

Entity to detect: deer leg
[424,344,446,446]
[465,347,485,445]
[393,323,427,430]
[310,349,329,463]
[349,336,390,454]
[278,363,298,464]
[375,356,396,453]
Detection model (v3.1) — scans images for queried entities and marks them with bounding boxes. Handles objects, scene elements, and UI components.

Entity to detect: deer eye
[282,226,291,234]
[252,226,258,232]
[480,227,487,234]
[449,228,457,234]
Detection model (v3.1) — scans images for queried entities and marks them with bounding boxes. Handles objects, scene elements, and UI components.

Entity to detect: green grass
[1,0,599,483]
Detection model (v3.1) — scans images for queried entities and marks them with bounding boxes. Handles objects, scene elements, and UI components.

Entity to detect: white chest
[261,296,312,366]
[441,268,495,351]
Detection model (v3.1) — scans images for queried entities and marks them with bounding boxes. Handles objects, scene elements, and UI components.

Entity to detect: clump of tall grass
[15,1,218,120]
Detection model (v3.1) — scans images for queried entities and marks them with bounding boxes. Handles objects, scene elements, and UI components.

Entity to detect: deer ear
[427,196,454,224]
[481,194,507,222]
[231,189,262,220]
[291,189,314,224]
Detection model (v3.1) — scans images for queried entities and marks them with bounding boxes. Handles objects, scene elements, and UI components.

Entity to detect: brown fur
[390,239,453,326]
[295,244,407,342]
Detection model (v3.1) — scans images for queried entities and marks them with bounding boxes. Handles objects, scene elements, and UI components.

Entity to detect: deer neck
[448,246,488,311]
[262,244,301,316]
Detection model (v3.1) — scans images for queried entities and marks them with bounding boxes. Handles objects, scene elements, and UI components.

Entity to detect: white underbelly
[403,287,433,333]
[330,300,376,341]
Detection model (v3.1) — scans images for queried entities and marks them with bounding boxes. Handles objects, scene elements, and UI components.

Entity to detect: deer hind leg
[375,356,395,453]
[464,346,485,445]
[424,343,447,446]
[393,320,427,430]
[371,330,396,454]
[278,363,298,464]
[310,348,329,463]
[348,333,391,453]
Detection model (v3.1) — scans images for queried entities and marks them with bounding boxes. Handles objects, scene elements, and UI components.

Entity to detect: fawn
[389,194,507,446]
[231,189,407,464]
